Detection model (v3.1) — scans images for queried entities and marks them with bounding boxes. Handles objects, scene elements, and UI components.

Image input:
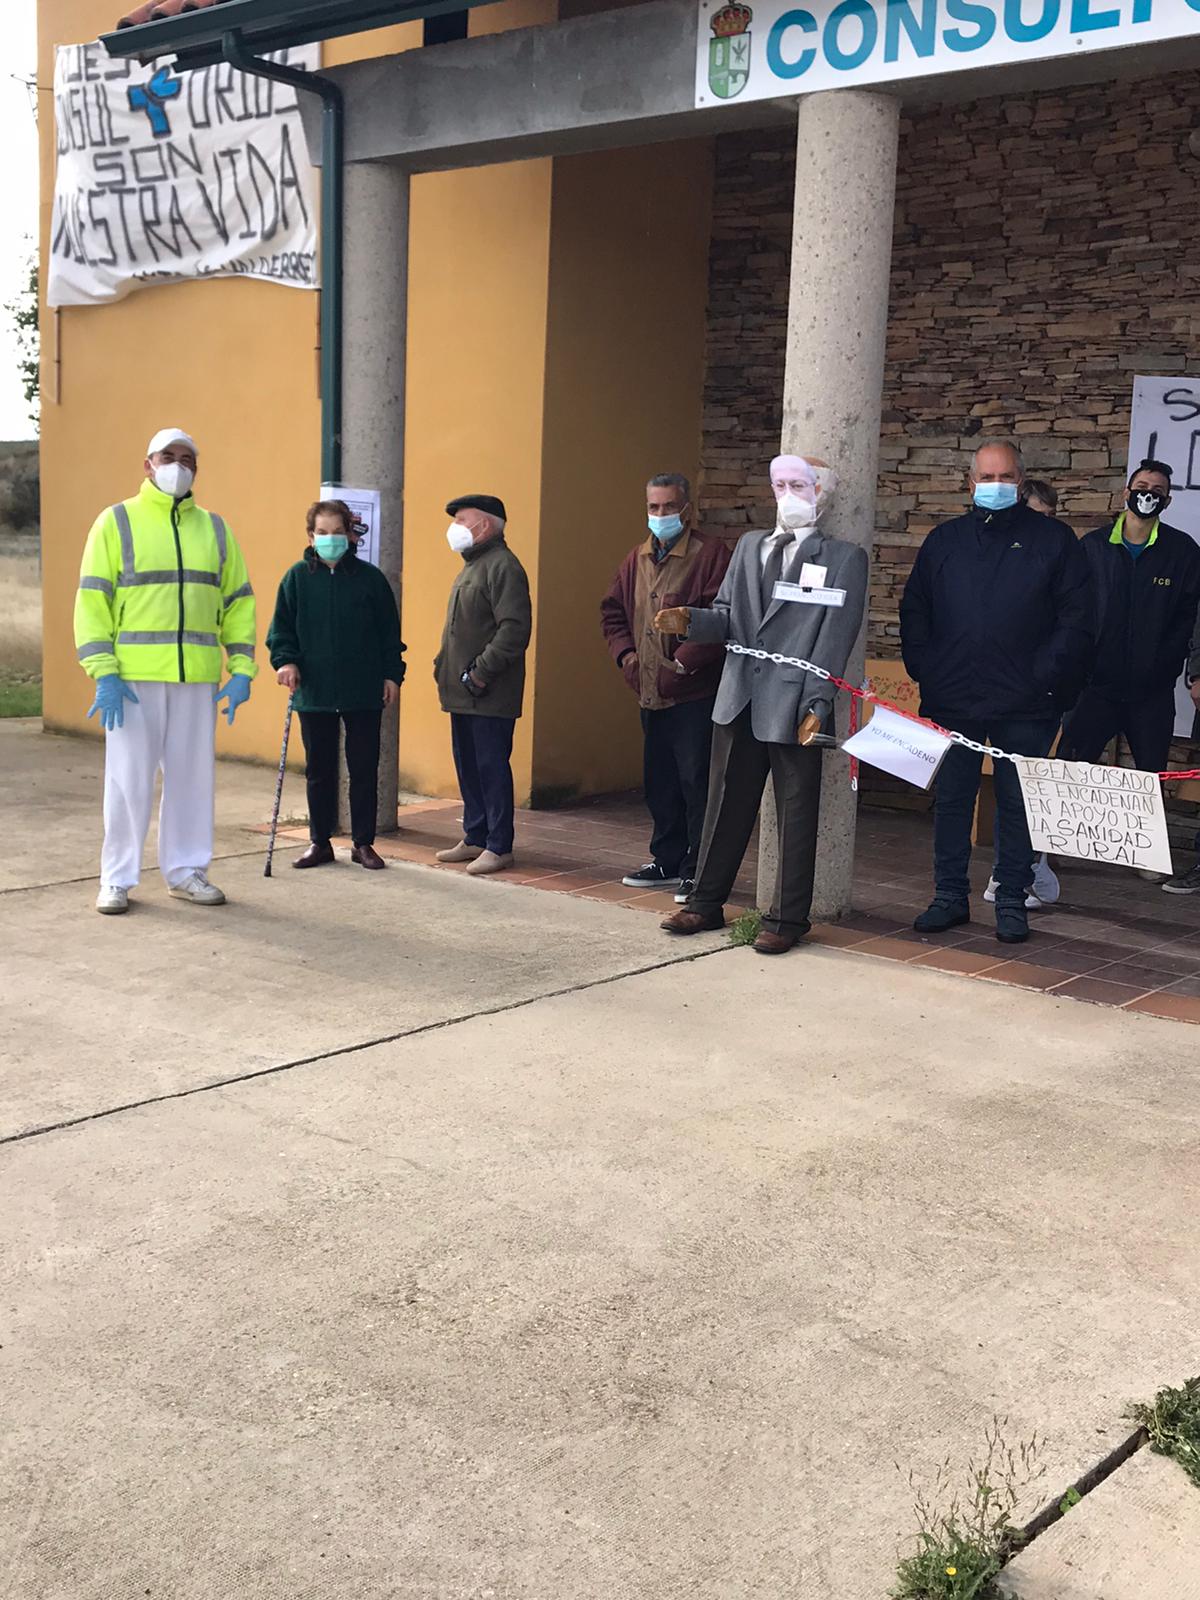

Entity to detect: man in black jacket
[1060,461,1200,846]
[900,439,1092,943]
[1164,611,1200,894]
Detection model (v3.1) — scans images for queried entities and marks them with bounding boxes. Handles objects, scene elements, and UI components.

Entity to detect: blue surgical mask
[973,482,1019,513]
[648,513,684,543]
[314,533,349,562]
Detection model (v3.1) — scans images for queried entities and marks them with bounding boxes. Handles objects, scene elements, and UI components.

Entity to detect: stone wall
[699,68,1200,663]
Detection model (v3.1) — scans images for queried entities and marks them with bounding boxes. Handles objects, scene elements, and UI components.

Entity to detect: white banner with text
[50,41,319,307]
[696,0,1200,107]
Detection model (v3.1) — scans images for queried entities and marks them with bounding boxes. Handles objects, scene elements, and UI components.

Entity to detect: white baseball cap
[146,427,198,458]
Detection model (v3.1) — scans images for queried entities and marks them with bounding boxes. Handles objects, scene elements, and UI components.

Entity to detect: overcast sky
[1,1,41,441]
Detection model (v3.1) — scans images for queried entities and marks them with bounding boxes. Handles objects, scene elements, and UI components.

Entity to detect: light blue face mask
[973,482,1019,513]
[648,513,684,543]
[314,533,349,562]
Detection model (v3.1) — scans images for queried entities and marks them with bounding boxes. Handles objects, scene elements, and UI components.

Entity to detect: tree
[4,252,39,432]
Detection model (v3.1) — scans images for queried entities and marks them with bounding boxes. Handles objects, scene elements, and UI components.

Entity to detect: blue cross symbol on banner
[128,66,182,138]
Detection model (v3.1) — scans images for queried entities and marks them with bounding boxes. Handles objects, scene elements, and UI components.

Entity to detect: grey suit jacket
[686,529,868,744]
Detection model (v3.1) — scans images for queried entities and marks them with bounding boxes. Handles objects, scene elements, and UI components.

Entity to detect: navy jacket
[1078,519,1200,700]
[900,502,1092,724]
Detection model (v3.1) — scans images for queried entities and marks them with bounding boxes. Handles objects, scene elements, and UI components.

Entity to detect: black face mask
[1127,487,1168,520]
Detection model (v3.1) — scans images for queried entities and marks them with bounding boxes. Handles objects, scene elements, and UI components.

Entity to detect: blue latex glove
[87,674,139,732]
[213,673,252,726]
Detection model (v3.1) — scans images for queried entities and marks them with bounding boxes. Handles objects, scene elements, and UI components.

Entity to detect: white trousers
[101,681,216,890]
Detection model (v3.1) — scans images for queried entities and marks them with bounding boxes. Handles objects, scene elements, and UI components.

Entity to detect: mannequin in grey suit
[656,455,867,953]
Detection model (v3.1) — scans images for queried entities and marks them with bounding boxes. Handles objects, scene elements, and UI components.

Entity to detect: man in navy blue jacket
[900,440,1092,943]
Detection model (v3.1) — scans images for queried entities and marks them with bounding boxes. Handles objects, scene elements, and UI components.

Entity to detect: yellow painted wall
[533,141,715,802]
[401,158,554,803]
[37,0,717,810]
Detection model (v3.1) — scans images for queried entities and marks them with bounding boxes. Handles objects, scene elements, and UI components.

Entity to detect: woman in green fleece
[267,500,406,871]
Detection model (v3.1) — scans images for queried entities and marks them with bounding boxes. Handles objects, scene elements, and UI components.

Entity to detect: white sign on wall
[1015,756,1174,875]
[696,0,1200,107]
[49,41,320,307]
[1127,375,1200,737]
[321,484,382,569]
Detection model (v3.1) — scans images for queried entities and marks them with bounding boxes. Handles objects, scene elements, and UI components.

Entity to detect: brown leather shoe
[754,928,799,955]
[661,908,725,935]
[351,844,387,870]
[293,842,335,869]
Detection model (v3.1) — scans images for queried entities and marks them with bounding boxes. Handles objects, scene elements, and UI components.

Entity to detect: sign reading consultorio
[697,0,1200,104]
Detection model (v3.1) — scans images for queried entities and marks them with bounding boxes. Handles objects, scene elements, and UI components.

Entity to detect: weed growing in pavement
[1128,1377,1200,1486]
[728,909,762,946]
[891,1417,1045,1600]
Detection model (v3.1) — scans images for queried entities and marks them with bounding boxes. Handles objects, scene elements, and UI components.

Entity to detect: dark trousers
[1060,687,1175,774]
[450,713,516,856]
[641,696,716,878]
[931,716,1059,905]
[689,706,823,937]
[298,708,381,848]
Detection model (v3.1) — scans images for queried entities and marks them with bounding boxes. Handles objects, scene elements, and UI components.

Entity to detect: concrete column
[756,89,900,922]
[337,160,410,836]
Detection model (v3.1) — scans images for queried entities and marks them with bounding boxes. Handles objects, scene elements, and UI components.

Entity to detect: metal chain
[721,642,1200,781]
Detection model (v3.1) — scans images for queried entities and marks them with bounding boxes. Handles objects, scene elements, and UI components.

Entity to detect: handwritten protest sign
[841,705,951,791]
[1015,757,1173,875]
[49,42,319,307]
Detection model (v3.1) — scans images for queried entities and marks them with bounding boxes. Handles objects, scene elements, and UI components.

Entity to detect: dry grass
[0,546,42,681]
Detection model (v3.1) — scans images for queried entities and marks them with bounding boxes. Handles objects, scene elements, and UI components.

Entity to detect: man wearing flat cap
[74,427,257,915]
[434,495,532,876]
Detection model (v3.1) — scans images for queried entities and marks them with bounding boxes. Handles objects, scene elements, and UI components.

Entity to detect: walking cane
[264,691,296,878]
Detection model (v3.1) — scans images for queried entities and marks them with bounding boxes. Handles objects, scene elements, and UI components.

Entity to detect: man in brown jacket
[434,494,532,877]
[601,473,731,901]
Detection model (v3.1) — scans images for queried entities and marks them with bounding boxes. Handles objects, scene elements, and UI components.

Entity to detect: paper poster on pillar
[322,485,381,569]
[1127,374,1200,737]
[49,41,320,307]
[694,0,1200,110]
[1015,757,1174,877]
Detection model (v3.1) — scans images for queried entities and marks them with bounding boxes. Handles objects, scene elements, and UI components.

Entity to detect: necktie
[761,534,788,609]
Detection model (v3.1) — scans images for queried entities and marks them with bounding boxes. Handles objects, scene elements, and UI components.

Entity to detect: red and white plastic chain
[723,642,1200,783]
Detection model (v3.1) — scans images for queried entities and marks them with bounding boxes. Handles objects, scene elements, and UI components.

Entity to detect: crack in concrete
[1010,1424,1148,1558]
[0,943,731,1149]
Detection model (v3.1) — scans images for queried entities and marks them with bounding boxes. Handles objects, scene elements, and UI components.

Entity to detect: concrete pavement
[2,723,1199,1598]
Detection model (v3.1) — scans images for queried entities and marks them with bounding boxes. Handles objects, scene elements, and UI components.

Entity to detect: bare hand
[797,711,821,746]
[1191,681,1200,710]
[621,650,638,668]
[383,678,400,708]
[654,607,690,636]
[277,664,300,691]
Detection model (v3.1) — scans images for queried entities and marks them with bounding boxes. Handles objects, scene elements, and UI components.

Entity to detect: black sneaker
[913,899,970,933]
[995,900,1030,944]
[1162,863,1200,895]
[673,878,695,905]
[621,862,683,889]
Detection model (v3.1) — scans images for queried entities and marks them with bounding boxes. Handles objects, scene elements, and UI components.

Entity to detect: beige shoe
[436,840,484,864]
[465,850,514,877]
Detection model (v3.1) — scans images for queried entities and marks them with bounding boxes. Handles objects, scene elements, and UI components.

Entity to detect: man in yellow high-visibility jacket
[74,428,257,915]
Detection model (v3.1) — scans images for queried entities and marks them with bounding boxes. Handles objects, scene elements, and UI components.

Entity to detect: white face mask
[446,522,475,555]
[776,490,818,531]
[153,462,194,499]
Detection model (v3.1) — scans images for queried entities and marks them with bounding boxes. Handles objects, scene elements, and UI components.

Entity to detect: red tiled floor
[1125,992,1200,1023]
[980,960,1077,991]
[909,948,1004,975]
[1052,976,1151,1006]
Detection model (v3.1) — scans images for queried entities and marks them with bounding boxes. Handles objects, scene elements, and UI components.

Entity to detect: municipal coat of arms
[708,3,753,100]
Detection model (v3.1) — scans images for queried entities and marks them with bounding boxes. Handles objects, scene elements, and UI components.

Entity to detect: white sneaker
[168,870,226,905]
[984,872,1057,911]
[464,850,514,877]
[96,885,129,915]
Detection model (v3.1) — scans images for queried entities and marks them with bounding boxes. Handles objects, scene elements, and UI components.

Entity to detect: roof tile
[118,0,227,30]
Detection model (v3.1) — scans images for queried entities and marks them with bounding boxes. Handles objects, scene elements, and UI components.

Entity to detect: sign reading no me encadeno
[696,0,1200,106]
[1015,757,1174,875]
[49,41,320,308]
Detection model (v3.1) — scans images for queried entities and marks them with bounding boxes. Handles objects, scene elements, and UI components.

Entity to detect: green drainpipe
[221,31,344,486]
